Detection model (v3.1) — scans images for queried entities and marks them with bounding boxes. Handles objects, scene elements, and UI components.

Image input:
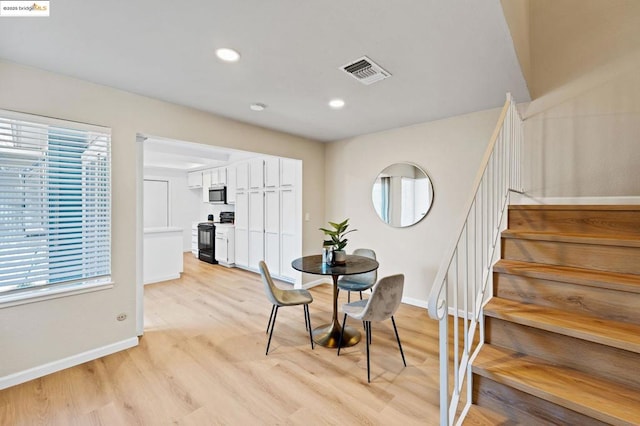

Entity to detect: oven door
[198,224,214,251]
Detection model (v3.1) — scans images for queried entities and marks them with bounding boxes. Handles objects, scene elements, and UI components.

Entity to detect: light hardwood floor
[0,254,442,425]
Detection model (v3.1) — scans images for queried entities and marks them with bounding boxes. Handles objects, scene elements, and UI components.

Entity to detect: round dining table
[291,254,379,348]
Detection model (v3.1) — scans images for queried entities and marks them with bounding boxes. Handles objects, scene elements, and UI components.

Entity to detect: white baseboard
[402,296,427,309]
[511,194,640,205]
[144,273,180,285]
[448,306,475,318]
[302,278,332,289]
[0,337,139,390]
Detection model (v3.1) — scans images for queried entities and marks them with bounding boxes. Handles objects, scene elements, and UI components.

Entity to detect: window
[0,110,111,300]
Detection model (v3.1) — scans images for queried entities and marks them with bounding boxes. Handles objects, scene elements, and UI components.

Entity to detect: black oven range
[197,222,217,264]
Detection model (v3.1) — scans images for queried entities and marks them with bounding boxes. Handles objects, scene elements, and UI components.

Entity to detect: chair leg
[303,304,309,331]
[266,304,275,334]
[363,321,371,344]
[337,313,347,356]
[305,304,314,350]
[359,291,363,300]
[391,316,406,367]
[365,321,371,383]
[266,306,279,355]
[347,291,351,303]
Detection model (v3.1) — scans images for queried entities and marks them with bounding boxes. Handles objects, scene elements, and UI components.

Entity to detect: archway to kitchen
[134,134,303,336]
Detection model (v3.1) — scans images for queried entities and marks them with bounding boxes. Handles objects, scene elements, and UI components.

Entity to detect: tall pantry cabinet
[234,156,301,282]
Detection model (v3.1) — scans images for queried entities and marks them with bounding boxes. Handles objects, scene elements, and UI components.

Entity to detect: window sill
[0,279,114,309]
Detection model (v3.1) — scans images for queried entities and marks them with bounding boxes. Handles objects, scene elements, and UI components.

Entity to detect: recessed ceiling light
[250,103,267,111]
[329,99,345,109]
[216,48,240,62]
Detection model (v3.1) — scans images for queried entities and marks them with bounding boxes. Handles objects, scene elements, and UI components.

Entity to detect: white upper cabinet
[280,158,297,187]
[201,169,212,202]
[249,158,264,189]
[226,164,237,204]
[187,170,202,188]
[236,161,249,191]
[211,167,227,186]
[264,157,280,188]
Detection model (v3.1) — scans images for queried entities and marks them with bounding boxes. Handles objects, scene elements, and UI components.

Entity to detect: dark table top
[291,254,379,276]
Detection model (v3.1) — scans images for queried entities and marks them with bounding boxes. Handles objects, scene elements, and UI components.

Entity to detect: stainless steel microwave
[208,186,227,204]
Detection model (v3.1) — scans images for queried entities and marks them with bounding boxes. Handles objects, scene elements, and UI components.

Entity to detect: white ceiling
[143,137,258,171]
[0,0,530,142]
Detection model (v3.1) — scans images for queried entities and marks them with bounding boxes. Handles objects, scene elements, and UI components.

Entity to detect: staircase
[465,205,640,425]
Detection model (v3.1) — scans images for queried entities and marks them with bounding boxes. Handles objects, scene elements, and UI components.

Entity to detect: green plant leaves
[319,218,357,251]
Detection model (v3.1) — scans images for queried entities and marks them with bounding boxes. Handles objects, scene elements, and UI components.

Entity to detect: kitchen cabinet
[211,167,227,186]
[249,158,264,189]
[264,157,279,188]
[215,225,235,266]
[226,164,237,204]
[187,170,202,188]
[233,156,301,282]
[264,189,280,275]
[191,222,199,257]
[279,187,297,280]
[280,158,296,187]
[202,169,211,202]
[248,189,264,270]
[234,191,249,267]
[236,162,249,191]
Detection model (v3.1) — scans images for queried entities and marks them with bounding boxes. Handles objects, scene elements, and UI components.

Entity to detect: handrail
[427,93,523,425]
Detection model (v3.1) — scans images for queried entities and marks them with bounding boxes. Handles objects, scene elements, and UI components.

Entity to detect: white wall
[144,167,200,251]
[521,64,640,201]
[325,108,501,305]
[0,59,325,383]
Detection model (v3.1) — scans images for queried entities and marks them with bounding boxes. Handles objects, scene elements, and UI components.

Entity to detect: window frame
[0,109,113,308]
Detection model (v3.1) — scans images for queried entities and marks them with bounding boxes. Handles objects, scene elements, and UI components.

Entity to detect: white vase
[333,250,346,265]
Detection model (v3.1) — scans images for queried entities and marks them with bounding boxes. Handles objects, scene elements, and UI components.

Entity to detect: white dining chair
[259,261,314,355]
[337,274,406,382]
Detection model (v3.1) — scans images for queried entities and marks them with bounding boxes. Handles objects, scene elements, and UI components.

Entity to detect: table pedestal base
[312,323,361,348]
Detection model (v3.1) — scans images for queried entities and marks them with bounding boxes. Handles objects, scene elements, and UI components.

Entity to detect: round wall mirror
[371,162,434,227]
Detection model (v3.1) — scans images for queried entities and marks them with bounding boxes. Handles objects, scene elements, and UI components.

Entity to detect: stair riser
[494,272,640,325]
[508,208,640,236]
[502,238,640,274]
[472,375,606,426]
[486,318,640,390]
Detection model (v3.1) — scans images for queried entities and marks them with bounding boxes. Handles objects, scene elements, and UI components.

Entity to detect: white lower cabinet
[264,189,280,276]
[191,222,199,257]
[248,190,264,270]
[279,188,297,281]
[235,191,249,267]
[215,225,235,266]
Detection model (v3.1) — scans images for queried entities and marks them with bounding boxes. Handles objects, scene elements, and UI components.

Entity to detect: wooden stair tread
[501,230,640,247]
[509,205,640,212]
[473,344,640,425]
[484,298,640,353]
[494,259,640,294]
[463,405,521,425]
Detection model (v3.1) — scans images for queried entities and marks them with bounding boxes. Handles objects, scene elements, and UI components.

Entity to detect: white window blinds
[0,111,111,295]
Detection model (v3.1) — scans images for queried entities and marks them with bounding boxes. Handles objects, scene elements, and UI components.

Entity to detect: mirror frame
[371,162,434,228]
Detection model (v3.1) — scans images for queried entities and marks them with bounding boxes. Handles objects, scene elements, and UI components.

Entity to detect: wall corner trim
[0,337,139,390]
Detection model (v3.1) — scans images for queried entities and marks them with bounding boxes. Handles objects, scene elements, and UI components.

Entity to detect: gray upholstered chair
[259,261,314,355]
[337,274,406,382]
[337,248,377,302]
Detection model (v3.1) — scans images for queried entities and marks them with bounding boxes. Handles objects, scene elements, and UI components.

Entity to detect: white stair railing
[427,93,523,426]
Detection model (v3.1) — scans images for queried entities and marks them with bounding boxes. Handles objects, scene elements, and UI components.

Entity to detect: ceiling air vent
[340,56,391,85]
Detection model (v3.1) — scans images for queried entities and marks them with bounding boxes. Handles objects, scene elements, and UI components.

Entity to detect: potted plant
[320,218,357,265]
